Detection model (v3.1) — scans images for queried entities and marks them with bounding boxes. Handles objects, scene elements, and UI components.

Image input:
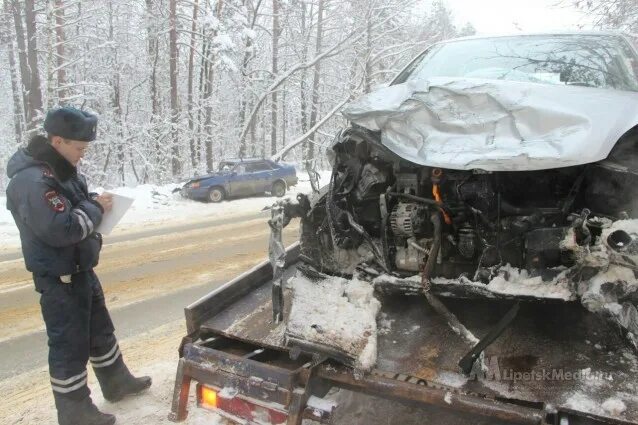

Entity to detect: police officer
[5,107,151,425]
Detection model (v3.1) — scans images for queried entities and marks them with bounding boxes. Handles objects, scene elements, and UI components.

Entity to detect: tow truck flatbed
[169,243,638,425]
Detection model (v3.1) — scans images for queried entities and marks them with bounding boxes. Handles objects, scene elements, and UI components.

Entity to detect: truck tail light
[200,386,218,409]
[198,384,288,424]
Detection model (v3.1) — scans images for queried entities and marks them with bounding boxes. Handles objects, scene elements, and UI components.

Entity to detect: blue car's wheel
[208,187,225,203]
[272,181,286,197]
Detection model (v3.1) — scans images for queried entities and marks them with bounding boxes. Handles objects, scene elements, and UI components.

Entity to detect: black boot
[94,359,152,402]
[55,394,116,425]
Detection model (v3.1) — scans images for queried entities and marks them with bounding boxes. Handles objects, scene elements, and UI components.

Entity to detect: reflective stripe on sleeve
[72,208,95,239]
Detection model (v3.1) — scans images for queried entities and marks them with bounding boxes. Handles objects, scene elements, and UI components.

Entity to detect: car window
[394,35,638,92]
[234,164,246,174]
[246,162,273,172]
[219,162,233,171]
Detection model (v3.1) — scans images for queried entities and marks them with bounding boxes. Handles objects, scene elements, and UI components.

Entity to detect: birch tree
[187,0,199,167]
[23,0,43,130]
[1,0,23,142]
[0,0,470,188]
[270,0,280,155]
[169,0,180,176]
[305,0,324,161]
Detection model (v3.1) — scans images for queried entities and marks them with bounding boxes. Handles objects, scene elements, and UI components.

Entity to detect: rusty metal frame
[316,365,547,425]
[168,338,319,424]
[169,242,637,425]
[184,242,300,335]
[168,338,551,425]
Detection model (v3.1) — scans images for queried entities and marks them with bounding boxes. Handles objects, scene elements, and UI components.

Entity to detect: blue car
[180,158,298,203]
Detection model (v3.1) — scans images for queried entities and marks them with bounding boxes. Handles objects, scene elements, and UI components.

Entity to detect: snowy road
[0,212,281,342]
[0,211,298,424]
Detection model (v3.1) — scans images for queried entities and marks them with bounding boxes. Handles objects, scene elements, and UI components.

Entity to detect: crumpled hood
[341,77,638,171]
[6,148,38,178]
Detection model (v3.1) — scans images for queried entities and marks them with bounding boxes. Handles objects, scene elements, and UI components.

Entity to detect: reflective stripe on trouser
[50,370,88,394]
[90,342,122,368]
[36,270,118,400]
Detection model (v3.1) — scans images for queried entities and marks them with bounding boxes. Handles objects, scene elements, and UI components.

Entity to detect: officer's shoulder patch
[44,190,65,212]
[41,166,55,179]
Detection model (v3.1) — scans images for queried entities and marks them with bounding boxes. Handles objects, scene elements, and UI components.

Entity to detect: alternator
[389,203,428,237]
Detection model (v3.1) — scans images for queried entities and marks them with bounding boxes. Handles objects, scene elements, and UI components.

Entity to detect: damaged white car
[277,32,638,369]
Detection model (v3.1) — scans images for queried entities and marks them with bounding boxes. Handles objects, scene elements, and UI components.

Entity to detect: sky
[441,0,592,34]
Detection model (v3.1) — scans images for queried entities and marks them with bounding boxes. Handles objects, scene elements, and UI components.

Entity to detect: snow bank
[0,170,332,251]
[286,273,381,370]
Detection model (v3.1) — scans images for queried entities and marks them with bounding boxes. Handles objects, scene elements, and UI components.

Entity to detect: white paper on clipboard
[95,193,134,235]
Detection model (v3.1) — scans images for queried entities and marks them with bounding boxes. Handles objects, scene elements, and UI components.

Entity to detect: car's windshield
[394,35,638,92]
[218,162,234,171]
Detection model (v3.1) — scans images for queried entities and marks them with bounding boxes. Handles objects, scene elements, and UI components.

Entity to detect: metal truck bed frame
[169,243,638,424]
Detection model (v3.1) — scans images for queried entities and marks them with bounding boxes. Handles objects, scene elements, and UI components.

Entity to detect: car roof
[390,30,638,85]
[440,30,630,44]
[220,158,269,164]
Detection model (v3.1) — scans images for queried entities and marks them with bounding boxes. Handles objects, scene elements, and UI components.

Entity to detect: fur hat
[43,107,98,142]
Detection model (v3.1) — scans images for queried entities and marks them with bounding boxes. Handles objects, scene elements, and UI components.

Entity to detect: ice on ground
[286,272,381,370]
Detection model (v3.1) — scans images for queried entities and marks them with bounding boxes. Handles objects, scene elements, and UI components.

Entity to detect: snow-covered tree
[570,0,638,33]
[0,0,467,188]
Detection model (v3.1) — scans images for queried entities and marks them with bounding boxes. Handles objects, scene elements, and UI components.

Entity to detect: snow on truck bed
[286,273,381,370]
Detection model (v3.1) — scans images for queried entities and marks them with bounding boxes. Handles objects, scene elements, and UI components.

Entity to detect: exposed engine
[265,124,638,363]
[299,126,638,285]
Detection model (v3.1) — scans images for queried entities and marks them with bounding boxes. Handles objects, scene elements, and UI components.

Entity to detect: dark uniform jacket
[6,136,104,280]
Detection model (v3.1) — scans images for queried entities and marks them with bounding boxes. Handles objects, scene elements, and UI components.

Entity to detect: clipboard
[95,193,134,235]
